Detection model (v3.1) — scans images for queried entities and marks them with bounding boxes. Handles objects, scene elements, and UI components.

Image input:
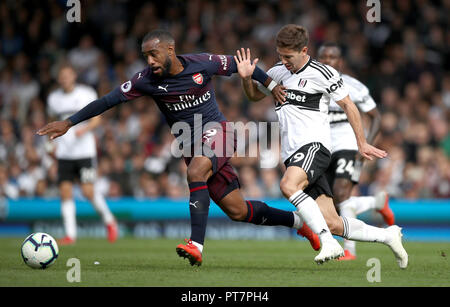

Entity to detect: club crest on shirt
[192,73,203,85]
[298,79,308,88]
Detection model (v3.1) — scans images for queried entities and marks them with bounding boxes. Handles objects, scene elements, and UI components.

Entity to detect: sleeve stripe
[311,60,335,78]
[311,60,333,77]
[309,62,332,80]
[317,61,333,76]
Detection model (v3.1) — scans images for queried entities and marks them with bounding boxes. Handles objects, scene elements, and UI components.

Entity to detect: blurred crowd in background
[0,0,449,201]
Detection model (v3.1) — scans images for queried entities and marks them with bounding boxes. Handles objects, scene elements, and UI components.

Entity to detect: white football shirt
[47,84,98,160]
[259,57,349,162]
[328,74,377,153]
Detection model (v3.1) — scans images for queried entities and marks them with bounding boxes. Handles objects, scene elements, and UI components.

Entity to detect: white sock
[289,189,334,242]
[292,212,303,229]
[342,196,377,215]
[91,192,115,224]
[339,200,357,255]
[343,236,356,254]
[61,199,77,239]
[341,216,388,243]
[192,241,203,253]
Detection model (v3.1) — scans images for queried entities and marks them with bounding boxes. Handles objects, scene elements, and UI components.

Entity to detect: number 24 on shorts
[336,158,354,175]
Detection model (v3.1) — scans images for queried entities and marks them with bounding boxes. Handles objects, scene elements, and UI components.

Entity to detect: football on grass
[21,232,59,269]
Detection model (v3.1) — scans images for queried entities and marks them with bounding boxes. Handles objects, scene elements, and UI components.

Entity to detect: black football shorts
[284,142,333,199]
[326,150,359,187]
[57,158,97,184]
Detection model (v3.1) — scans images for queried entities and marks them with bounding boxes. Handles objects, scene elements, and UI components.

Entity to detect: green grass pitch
[0,238,449,287]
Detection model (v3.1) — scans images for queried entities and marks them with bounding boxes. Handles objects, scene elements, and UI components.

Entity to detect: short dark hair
[142,29,175,45]
[57,61,76,73]
[276,24,309,51]
[318,42,342,57]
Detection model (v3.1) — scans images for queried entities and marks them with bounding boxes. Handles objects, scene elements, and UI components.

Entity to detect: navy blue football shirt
[68,53,270,143]
[119,53,232,129]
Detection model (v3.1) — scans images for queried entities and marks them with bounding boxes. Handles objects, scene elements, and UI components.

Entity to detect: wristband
[267,80,277,91]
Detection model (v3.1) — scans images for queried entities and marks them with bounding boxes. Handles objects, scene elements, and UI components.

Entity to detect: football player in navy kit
[37,30,318,266]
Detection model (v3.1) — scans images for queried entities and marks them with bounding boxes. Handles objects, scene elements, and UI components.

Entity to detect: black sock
[188,182,210,245]
[244,200,294,227]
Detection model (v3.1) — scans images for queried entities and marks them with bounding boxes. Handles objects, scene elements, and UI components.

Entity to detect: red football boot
[58,236,75,246]
[297,223,321,251]
[106,221,118,243]
[376,191,395,226]
[176,239,202,266]
[338,249,357,261]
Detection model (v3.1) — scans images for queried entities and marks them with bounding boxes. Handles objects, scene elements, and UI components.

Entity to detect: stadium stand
[0,0,448,200]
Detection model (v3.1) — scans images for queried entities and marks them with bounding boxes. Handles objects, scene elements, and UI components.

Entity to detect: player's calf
[242,200,294,227]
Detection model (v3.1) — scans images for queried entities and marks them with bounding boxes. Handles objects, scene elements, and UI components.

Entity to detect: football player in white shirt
[318,43,395,260]
[234,24,407,268]
[46,64,117,245]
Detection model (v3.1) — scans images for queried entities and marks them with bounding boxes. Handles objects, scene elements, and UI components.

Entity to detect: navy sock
[244,200,294,227]
[188,182,210,245]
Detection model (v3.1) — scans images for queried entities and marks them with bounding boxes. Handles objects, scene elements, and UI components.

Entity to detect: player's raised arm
[364,107,382,147]
[336,95,387,161]
[314,60,386,161]
[233,48,286,103]
[353,106,381,163]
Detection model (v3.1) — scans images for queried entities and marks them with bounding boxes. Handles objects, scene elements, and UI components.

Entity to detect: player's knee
[186,166,209,183]
[227,208,247,221]
[82,190,94,201]
[333,185,351,205]
[280,178,300,199]
[81,184,94,200]
[59,183,73,200]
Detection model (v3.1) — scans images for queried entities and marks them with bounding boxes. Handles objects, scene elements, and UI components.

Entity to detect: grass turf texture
[0,238,448,287]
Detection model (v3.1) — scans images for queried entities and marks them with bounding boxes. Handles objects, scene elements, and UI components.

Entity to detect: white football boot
[385,225,408,269]
[314,237,345,264]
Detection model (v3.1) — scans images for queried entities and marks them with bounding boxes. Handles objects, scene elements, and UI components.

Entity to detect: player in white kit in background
[46,63,118,245]
[318,43,395,260]
[234,24,408,268]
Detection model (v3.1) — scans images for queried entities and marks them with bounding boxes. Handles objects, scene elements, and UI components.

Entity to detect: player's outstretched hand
[36,119,72,140]
[234,48,257,79]
[358,142,387,161]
